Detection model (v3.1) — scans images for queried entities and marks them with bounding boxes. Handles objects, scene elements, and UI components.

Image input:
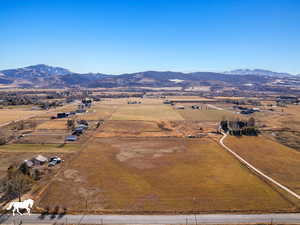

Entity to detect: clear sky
[1,0,300,74]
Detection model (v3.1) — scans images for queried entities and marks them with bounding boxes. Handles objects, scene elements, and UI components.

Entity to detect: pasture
[0,109,44,125]
[110,104,184,121]
[224,136,300,196]
[0,143,78,153]
[177,108,239,121]
[35,120,68,130]
[37,137,293,213]
[95,120,182,137]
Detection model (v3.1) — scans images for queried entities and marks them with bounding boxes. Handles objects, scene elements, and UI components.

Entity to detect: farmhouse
[23,159,34,168]
[33,155,48,165]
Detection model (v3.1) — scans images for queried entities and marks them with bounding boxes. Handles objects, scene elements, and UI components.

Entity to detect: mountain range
[224,69,295,77]
[0,64,298,88]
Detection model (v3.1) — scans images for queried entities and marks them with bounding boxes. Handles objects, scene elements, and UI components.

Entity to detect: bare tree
[248,117,256,127]
[67,119,75,130]
[0,129,8,145]
[4,168,33,201]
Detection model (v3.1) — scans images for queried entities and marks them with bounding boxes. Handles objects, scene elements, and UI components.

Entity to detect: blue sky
[1,0,300,74]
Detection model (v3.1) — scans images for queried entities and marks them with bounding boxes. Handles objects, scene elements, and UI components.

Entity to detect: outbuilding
[66,135,77,141]
[33,155,48,165]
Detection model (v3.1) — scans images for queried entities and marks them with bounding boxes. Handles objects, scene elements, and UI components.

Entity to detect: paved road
[219,132,300,200]
[1,213,300,224]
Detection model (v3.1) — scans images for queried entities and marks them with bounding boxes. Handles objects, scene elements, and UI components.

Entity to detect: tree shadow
[57,207,67,219]
[38,206,49,220]
[50,206,59,219]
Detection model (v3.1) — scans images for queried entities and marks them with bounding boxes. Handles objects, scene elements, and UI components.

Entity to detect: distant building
[191,105,200,109]
[57,112,68,118]
[276,96,299,104]
[66,135,77,141]
[176,105,185,109]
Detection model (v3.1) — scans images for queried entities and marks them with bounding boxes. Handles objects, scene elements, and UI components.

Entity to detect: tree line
[220,117,259,136]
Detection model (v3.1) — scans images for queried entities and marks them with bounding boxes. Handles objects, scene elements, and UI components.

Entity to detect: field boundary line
[219,132,300,200]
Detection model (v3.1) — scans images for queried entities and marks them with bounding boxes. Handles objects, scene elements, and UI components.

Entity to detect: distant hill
[0,64,73,87]
[2,64,71,78]
[0,64,290,88]
[224,69,293,77]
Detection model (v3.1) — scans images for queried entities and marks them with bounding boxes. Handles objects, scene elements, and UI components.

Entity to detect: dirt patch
[109,138,186,169]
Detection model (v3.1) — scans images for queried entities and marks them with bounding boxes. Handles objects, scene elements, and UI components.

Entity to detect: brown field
[166,96,214,100]
[36,120,68,129]
[14,133,67,144]
[110,105,184,121]
[177,108,239,122]
[37,137,294,212]
[95,120,184,137]
[0,143,78,153]
[76,104,118,120]
[257,105,300,151]
[98,98,164,105]
[0,109,44,125]
[224,136,300,195]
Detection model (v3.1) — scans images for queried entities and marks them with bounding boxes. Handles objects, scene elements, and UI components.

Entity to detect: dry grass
[36,120,68,129]
[0,143,78,153]
[95,120,183,137]
[166,96,214,100]
[76,104,118,120]
[110,105,184,121]
[37,137,293,212]
[256,105,300,151]
[224,136,300,195]
[0,109,44,125]
[177,108,239,122]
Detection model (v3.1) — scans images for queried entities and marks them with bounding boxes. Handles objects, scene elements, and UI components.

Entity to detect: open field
[0,143,78,153]
[98,97,164,105]
[95,120,183,137]
[14,133,68,144]
[35,120,68,129]
[256,105,300,151]
[177,108,239,121]
[166,96,214,100]
[37,137,294,213]
[224,136,300,195]
[0,109,44,125]
[110,105,184,121]
[76,104,118,120]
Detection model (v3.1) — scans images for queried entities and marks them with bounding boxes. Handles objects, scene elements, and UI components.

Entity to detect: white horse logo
[6,199,34,216]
